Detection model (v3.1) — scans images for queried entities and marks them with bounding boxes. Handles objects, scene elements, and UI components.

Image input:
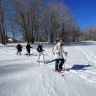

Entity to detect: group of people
[16,38,67,72]
[16,43,32,56]
[16,43,45,61]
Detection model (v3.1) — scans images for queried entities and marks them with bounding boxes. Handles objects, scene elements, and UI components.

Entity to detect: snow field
[0,41,96,96]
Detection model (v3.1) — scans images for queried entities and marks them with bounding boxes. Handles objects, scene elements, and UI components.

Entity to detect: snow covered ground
[0,41,96,96]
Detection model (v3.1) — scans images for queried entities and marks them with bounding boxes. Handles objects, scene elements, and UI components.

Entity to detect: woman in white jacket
[54,39,67,72]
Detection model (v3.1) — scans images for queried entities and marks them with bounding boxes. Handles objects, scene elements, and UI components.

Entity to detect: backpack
[52,45,58,55]
[37,47,40,52]
[37,45,43,52]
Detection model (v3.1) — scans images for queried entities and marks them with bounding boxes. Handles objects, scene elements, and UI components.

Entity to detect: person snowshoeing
[16,43,22,55]
[26,43,32,56]
[37,42,45,62]
[53,39,67,72]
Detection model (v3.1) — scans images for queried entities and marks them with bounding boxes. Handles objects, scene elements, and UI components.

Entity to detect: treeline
[82,25,96,41]
[0,0,96,44]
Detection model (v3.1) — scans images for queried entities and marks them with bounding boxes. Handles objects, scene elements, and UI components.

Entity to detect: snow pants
[55,58,65,71]
[37,52,45,62]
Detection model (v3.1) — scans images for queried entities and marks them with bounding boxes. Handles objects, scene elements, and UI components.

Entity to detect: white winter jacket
[54,42,64,59]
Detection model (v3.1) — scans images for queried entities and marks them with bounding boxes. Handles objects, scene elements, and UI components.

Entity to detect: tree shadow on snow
[66,64,92,71]
[0,62,38,76]
[69,41,96,46]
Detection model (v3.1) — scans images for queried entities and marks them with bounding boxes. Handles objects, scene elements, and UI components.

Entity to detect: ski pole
[64,52,68,70]
[30,46,33,55]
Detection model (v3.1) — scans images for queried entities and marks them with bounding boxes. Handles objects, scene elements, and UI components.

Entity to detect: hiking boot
[53,69,60,72]
[59,68,65,71]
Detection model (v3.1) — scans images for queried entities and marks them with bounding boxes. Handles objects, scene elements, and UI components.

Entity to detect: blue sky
[45,0,96,29]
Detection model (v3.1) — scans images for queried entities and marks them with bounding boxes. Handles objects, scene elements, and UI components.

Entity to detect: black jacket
[16,44,22,51]
[37,45,44,52]
[26,44,32,51]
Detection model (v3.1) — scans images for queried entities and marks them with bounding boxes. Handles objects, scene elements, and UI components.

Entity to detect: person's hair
[56,39,59,43]
[58,38,62,42]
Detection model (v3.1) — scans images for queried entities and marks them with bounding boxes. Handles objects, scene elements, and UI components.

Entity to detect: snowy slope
[0,41,96,96]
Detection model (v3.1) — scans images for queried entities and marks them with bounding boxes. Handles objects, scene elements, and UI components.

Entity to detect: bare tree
[8,0,44,43]
[42,2,69,43]
[0,0,6,44]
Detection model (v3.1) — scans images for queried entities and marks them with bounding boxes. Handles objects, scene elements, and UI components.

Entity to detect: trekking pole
[64,52,68,71]
[43,52,45,63]
[31,47,33,55]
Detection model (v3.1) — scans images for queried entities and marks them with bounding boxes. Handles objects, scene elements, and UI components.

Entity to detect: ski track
[77,46,96,68]
[72,46,96,87]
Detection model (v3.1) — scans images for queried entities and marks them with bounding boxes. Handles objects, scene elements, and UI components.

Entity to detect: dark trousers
[55,58,65,71]
[28,51,30,56]
[27,50,30,56]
